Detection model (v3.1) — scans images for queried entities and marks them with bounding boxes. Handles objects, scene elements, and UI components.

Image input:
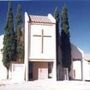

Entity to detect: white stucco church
[0,12,90,81]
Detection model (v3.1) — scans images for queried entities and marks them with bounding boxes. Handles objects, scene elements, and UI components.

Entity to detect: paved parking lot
[0,80,90,90]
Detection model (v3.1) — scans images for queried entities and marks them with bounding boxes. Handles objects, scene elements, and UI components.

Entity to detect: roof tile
[29,15,52,23]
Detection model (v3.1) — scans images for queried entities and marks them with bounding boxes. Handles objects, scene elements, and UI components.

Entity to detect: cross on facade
[33,29,51,53]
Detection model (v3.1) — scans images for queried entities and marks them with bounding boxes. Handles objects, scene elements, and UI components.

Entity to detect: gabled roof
[71,43,84,60]
[29,15,54,24]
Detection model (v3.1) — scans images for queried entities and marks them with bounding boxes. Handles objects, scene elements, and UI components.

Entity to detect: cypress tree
[54,7,60,64]
[15,4,24,63]
[2,2,16,79]
[61,5,71,80]
[54,7,60,80]
[54,7,60,43]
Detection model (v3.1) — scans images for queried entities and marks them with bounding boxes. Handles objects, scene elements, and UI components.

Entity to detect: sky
[0,0,90,53]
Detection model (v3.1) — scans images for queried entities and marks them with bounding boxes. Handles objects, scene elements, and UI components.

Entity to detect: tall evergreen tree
[15,4,24,63]
[2,2,16,79]
[54,7,60,64]
[54,7,60,80]
[61,5,71,79]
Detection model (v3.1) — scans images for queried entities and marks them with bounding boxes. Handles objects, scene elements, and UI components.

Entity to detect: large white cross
[33,29,51,53]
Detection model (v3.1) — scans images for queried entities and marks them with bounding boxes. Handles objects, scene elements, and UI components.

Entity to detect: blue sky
[0,0,90,53]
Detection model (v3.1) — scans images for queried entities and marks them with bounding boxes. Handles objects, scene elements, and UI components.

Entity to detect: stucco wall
[29,24,56,60]
[12,64,25,81]
[0,35,7,80]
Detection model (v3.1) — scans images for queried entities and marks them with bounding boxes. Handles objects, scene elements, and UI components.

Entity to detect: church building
[0,12,90,81]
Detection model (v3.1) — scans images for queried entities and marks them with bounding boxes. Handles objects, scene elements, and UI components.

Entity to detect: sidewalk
[1,79,90,90]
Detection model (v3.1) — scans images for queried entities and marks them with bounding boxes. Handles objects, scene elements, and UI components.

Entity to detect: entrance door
[38,63,48,79]
[33,62,48,80]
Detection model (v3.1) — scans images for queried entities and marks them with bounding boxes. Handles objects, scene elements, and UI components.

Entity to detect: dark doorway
[29,62,33,81]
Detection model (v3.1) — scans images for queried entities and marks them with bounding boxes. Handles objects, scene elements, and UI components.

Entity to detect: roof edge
[48,14,56,23]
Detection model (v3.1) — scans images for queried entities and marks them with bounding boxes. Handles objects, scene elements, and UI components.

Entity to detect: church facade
[0,12,90,81]
[24,12,56,81]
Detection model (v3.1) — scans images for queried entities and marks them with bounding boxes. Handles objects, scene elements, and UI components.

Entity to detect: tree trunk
[7,68,9,79]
